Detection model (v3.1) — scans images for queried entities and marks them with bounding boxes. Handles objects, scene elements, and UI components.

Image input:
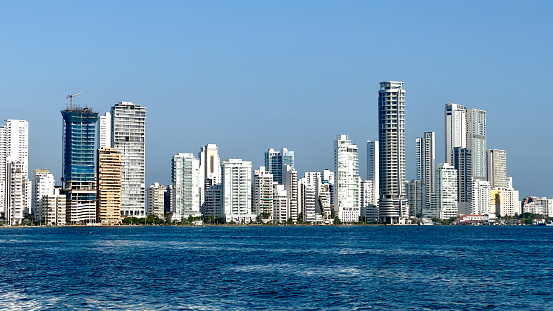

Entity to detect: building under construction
[61,106,98,224]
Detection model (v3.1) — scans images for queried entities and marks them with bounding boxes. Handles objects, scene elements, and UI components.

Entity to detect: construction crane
[66,91,85,110]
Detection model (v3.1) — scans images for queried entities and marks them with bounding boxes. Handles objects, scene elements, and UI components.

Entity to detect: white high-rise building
[366,141,379,206]
[487,149,507,189]
[378,82,408,223]
[360,179,375,221]
[32,169,55,223]
[435,163,458,220]
[0,120,29,224]
[199,144,221,189]
[445,103,466,166]
[334,134,360,222]
[147,182,166,219]
[272,184,288,223]
[97,112,111,149]
[282,165,298,223]
[6,161,28,225]
[299,177,317,223]
[466,108,487,180]
[111,102,146,218]
[171,153,203,221]
[252,166,273,220]
[222,159,254,223]
[472,179,491,215]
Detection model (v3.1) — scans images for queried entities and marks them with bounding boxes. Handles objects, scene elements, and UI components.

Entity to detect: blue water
[1,226,552,310]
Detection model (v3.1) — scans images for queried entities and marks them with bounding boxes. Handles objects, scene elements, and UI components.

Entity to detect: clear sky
[1,0,552,198]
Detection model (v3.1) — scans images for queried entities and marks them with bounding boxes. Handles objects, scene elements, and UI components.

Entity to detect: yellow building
[97,148,122,225]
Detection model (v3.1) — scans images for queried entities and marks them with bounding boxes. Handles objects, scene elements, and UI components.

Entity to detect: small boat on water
[420,218,434,226]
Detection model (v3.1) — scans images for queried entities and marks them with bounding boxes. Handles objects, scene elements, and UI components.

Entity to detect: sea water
[0,226,552,310]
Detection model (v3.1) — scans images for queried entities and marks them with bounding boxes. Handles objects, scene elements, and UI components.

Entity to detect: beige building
[97,148,122,225]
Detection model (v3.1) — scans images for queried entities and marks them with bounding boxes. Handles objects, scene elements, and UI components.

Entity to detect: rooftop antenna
[67,91,85,110]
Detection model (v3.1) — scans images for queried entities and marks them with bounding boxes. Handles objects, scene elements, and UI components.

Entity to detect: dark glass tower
[61,107,98,224]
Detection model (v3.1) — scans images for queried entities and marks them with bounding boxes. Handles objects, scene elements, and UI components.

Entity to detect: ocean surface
[1,225,552,310]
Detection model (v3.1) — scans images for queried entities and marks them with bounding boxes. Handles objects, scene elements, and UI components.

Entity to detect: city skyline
[1,1,552,198]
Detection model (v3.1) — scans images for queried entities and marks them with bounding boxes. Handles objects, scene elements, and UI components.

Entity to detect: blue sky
[1,1,552,198]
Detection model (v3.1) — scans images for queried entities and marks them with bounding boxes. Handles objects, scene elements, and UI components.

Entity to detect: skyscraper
[334,134,360,223]
[61,107,98,224]
[97,147,122,225]
[416,132,435,213]
[466,108,487,180]
[487,149,507,188]
[252,166,273,221]
[199,144,222,216]
[264,148,294,184]
[222,159,254,223]
[435,163,458,220]
[171,153,203,221]
[0,120,30,222]
[111,102,146,218]
[366,141,379,206]
[147,182,166,219]
[444,103,466,166]
[453,147,472,215]
[97,112,111,149]
[32,169,55,223]
[378,81,407,224]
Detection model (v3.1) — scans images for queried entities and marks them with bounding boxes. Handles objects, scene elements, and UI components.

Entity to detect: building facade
[97,148,122,225]
[264,148,294,184]
[222,159,254,223]
[435,163,458,220]
[111,101,146,218]
[378,81,407,223]
[147,182,166,219]
[334,134,360,222]
[171,153,203,221]
[61,107,98,224]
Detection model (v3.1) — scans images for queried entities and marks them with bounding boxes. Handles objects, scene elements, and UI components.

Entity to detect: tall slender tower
[416,132,435,213]
[378,81,407,224]
[111,102,146,218]
[61,107,98,224]
[466,108,487,180]
[366,141,379,206]
[445,103,466,166]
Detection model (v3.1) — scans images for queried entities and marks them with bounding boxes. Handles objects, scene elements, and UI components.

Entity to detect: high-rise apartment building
[61,107,98,224]
[378,81,407,223]
[445,103,467,166]
[111,101,146,218]
[42,188,66,226]
[472,179,491,215]
[32,169,55,223]
[199,144,222,216]
[252,166,273,221]
[264,148,294,184]
[147,182,166,219]
[366,141,379,206]
[487,149,507,188]
[334,134,360,222]
[171,153,203,221]
[435,163,458,220]
[0,120,30,223]
[97,112,111,149]
[453,147,472,215]
[283,165,298,223]
[97,148,122,225]
[466,108,487,180]
[416,132,435,212]
[222,159,254,223]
